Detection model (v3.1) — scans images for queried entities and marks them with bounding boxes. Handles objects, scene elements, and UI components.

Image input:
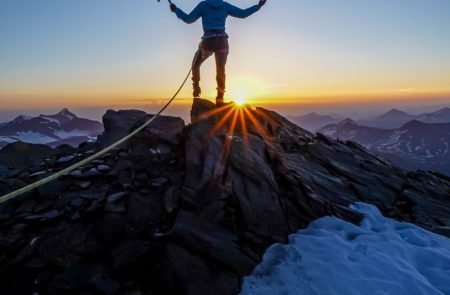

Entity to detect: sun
[235,96,246,106]
[227,76,268,105]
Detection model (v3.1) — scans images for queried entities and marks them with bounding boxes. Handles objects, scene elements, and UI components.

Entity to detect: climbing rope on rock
[0,64,194,204]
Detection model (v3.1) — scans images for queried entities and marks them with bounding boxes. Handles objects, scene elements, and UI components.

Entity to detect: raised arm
[174,3,203,24]
[225,2,261,19]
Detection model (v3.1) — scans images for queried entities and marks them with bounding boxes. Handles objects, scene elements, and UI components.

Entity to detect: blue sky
[0,0,449,120]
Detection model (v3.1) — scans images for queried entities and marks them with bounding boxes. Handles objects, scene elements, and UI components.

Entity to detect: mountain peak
[373,108,413,122]
[12,115,32,122]
[385,108,409,116]
[1,99,450,294]
[338,117,357,126]
[305,112,319,117]
[301,112,332,119]
[291,112,341,131]
[56,108,76,119]
[400,119,429,129]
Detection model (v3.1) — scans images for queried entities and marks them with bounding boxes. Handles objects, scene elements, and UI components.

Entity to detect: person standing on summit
[169,0,267,106]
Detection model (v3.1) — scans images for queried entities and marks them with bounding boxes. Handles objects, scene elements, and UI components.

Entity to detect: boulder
[98,109,185,146]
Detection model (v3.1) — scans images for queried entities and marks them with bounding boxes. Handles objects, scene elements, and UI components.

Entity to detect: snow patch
[10,131,56,144]
[58,108,76,120]
[54,129,90,139]
[15,115,32,121]
[0,136,16,144]
[406,141,412,153]
[40,116,61,126]
[379,130,407,147]
[241,203,450,295]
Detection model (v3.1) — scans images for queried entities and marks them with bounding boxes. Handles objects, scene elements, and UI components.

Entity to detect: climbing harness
[0,55,197,204]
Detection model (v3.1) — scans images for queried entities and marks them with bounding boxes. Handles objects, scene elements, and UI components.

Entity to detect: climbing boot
[216,88,225,106]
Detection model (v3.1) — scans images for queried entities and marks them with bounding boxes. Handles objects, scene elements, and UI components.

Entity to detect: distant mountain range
[319,118,450,175]
[289,112,343,131]
[358,107,450,129]
[0,109,103,149]
[292,107,450,132]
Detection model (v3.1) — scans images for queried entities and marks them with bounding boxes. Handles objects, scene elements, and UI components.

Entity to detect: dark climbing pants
[192,37,229,98]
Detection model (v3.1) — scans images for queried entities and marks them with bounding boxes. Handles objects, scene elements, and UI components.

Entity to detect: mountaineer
[170,0,267,106]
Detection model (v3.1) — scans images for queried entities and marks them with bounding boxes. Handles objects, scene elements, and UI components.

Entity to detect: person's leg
[214,38,229,105]
[191,42,211,98]
[215,52,228,104]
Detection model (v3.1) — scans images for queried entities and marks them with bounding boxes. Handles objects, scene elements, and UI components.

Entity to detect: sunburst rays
[197,102,275,175]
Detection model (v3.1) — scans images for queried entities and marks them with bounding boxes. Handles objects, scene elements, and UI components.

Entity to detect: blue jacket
[175,0,260,37]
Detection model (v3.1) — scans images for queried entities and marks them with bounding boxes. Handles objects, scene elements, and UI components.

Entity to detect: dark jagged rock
[98,109,185,146]
[0,142,79,197]
[0,142,53,167]
[170,210,257,275]
[0,98,449,295]
[161,243,239,295]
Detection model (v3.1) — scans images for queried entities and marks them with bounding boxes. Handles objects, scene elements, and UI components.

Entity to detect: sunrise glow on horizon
[1,0,449,115]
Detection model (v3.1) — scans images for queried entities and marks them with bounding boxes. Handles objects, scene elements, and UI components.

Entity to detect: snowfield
[241,203,450,295]
[54,129,91,139]
[40,116,62,126]
[11,131,57,144]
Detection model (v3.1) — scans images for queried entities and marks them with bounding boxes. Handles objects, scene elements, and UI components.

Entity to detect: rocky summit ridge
[0,98,449,295]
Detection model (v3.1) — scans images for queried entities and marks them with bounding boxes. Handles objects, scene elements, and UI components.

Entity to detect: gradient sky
[1,0,449,120]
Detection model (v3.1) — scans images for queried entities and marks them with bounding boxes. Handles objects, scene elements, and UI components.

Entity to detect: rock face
[1,98,449,295]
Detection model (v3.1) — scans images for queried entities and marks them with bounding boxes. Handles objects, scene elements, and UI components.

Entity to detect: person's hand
[170,3,177,12]
[258,0,266,7]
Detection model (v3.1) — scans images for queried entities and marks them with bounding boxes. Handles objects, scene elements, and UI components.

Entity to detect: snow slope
[241,203,450,295]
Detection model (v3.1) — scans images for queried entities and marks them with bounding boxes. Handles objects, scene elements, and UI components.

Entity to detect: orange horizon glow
[2,1,450,115]
[1,88,449,110]
[2,72,450,108]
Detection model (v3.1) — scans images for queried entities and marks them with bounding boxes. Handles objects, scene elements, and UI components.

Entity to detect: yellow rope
[0,66,192,204]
